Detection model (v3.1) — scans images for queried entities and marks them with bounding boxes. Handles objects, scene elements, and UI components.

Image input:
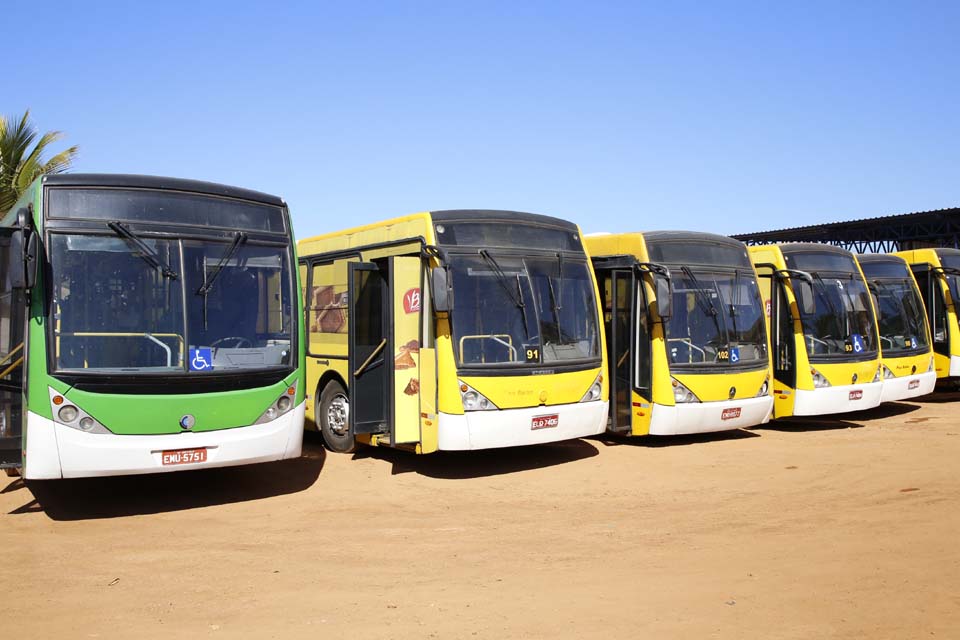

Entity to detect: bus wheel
[319,381,355,453]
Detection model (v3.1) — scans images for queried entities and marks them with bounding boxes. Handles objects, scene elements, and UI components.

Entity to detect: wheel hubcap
[326,394,349,436]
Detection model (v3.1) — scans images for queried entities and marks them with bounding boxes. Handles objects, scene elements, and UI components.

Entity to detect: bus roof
[642,230,745,248]
[777,242,855,257]
[42,173,285,207]
[857,253,908,265]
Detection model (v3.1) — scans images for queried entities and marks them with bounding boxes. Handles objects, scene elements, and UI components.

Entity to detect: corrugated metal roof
[732,207,960,240]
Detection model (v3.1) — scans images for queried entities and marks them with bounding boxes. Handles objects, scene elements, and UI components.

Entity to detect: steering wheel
[211,336,253,349]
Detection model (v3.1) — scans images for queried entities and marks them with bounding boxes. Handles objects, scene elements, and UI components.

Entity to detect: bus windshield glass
[666,268,767,367]
[50,234,294,373]
[868,277,929,354]
[937,253,960,308]
[448,254,600,366]
[784,251,877,358]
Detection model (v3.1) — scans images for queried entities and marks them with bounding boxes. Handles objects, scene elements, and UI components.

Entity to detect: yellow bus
[585,232,773,436]
[749,243,883,417]
[893,248,960,380]
[297,210,608,453]
[856,253,936,401]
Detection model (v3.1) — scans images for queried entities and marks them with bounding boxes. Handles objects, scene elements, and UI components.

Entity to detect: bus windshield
[938,253,960,307]
[666,268,767,367]
[448,253,600,366]
[800,273,876,357]
[869,278,929,354]
[50,234,294,373]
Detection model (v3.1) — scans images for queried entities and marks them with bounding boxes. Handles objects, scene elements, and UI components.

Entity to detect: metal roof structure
[732,207,960,253]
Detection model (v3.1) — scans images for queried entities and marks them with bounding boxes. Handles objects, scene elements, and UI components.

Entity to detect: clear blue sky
[6,1,959,239]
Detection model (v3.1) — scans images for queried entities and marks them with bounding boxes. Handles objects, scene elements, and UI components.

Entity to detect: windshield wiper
[198,232,247,296]
[728,269,742,340]
[107,221,178,279]
[198,231,247,331]
[811,273,848,340]
[479,249,531,337]
[681,266,727,353]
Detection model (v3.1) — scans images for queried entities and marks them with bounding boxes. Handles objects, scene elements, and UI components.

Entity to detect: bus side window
[308,261,349,355]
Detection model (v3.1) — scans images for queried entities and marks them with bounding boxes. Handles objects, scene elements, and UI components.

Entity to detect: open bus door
[755,264,797,417]
[347,256,423,446]
[0,226,27,474]
[594,258,653,435]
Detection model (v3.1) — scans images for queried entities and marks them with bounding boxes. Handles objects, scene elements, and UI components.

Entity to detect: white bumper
[23,402,305,480]
[793,383,883,416]
[648,395,774,436]
[950,355,960,377]
[880,371,937,403]
[437,400,607,451]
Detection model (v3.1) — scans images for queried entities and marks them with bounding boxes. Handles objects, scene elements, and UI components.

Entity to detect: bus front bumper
[22,402,305,480]
[648,395,773,436]
[792,382,883,416]
[437,400,608,451]
[880,371,937,403]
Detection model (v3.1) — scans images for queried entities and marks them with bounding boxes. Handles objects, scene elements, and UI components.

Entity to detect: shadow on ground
[6,439,326,521]
[595,428,761,448]
[352,437,599,478]
[913,389,960,404]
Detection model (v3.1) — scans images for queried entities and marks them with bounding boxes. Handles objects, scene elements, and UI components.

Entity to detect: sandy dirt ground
[3,394,960,639]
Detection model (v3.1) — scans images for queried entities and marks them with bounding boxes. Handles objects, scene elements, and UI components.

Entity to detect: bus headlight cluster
[928,356,936,373]
[48,387,111,434]
[881,364,895,380]
[872,366,882,383]
[810,368,831,388]
[756,376,770,397]
[459,381,498,411]
[255,381,299,424]
[671,378,700,404]
[579,373,603,403]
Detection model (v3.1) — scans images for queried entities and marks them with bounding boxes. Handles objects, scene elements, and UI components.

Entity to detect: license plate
[721,407,741,421]
[531,414,559,430]
[908,379,920,390]
[161,448,207,466]
[849,390,863,401]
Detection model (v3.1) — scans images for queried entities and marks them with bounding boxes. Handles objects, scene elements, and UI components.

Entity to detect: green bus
[0,174,305,479]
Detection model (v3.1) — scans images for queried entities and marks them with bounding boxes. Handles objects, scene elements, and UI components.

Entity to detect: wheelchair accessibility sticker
[850,334,864,354]
[729,347,741,364]
[190,347,214,371]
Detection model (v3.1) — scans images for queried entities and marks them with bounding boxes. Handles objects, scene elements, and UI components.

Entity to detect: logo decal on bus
[849,389,863,400]
[845,334,864,354]
[190,348,213,371]
[403,288,421,314]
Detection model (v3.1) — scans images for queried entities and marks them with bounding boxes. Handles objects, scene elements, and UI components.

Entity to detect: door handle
[354,339,387,378]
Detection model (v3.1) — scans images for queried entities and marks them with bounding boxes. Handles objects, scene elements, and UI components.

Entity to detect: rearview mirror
[431,266,451,312]
[795,280,815,315]
[654,274,672,319]
[7,229,38,290]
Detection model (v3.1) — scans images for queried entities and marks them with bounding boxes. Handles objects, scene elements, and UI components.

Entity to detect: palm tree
[0,110,78,213]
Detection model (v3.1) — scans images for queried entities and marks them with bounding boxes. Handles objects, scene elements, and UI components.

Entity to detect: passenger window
[308,261,350,355]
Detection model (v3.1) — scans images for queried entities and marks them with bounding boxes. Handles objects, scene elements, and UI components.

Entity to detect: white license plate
[849,390,863,401]
[908,379,920,390]
[531,414,559,430]
[161,448,207,466]
[721,407,741,421]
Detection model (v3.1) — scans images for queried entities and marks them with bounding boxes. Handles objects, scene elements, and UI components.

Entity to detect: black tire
[318,380,355,453]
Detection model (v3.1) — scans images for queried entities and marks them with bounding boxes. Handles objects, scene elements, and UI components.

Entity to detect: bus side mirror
[7,229,39,290]
[795,280,815,315]
[655,275,672,319]
[432,266,451,312]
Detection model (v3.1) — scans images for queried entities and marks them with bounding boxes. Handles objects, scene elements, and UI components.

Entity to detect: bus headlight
[255,381,299,424]
[459,381,498,411]
[810,368,831,388]
[48,387,112,434]
[579,373,603,403]
[756,376,770,397]
[881,364,895,380]
[872,366,882,383]
[671,378,700,403]
[928,356,936,373]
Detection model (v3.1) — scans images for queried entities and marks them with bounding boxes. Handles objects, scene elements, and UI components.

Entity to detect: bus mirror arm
[778,269,816,315]
[635,262,673,320]
[432,266,452,312]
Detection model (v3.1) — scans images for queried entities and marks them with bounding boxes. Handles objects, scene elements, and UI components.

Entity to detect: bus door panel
[772,278,796,417]
[913,267,950,359]
[0,229,25,470]
[389,256,422,445]
[348,262,389,435]
[631,271,654,436]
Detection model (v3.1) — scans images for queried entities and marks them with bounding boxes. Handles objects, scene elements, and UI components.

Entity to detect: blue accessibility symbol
[850,334,864,354]
[190,347,214,371]
[729,347,740,364]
